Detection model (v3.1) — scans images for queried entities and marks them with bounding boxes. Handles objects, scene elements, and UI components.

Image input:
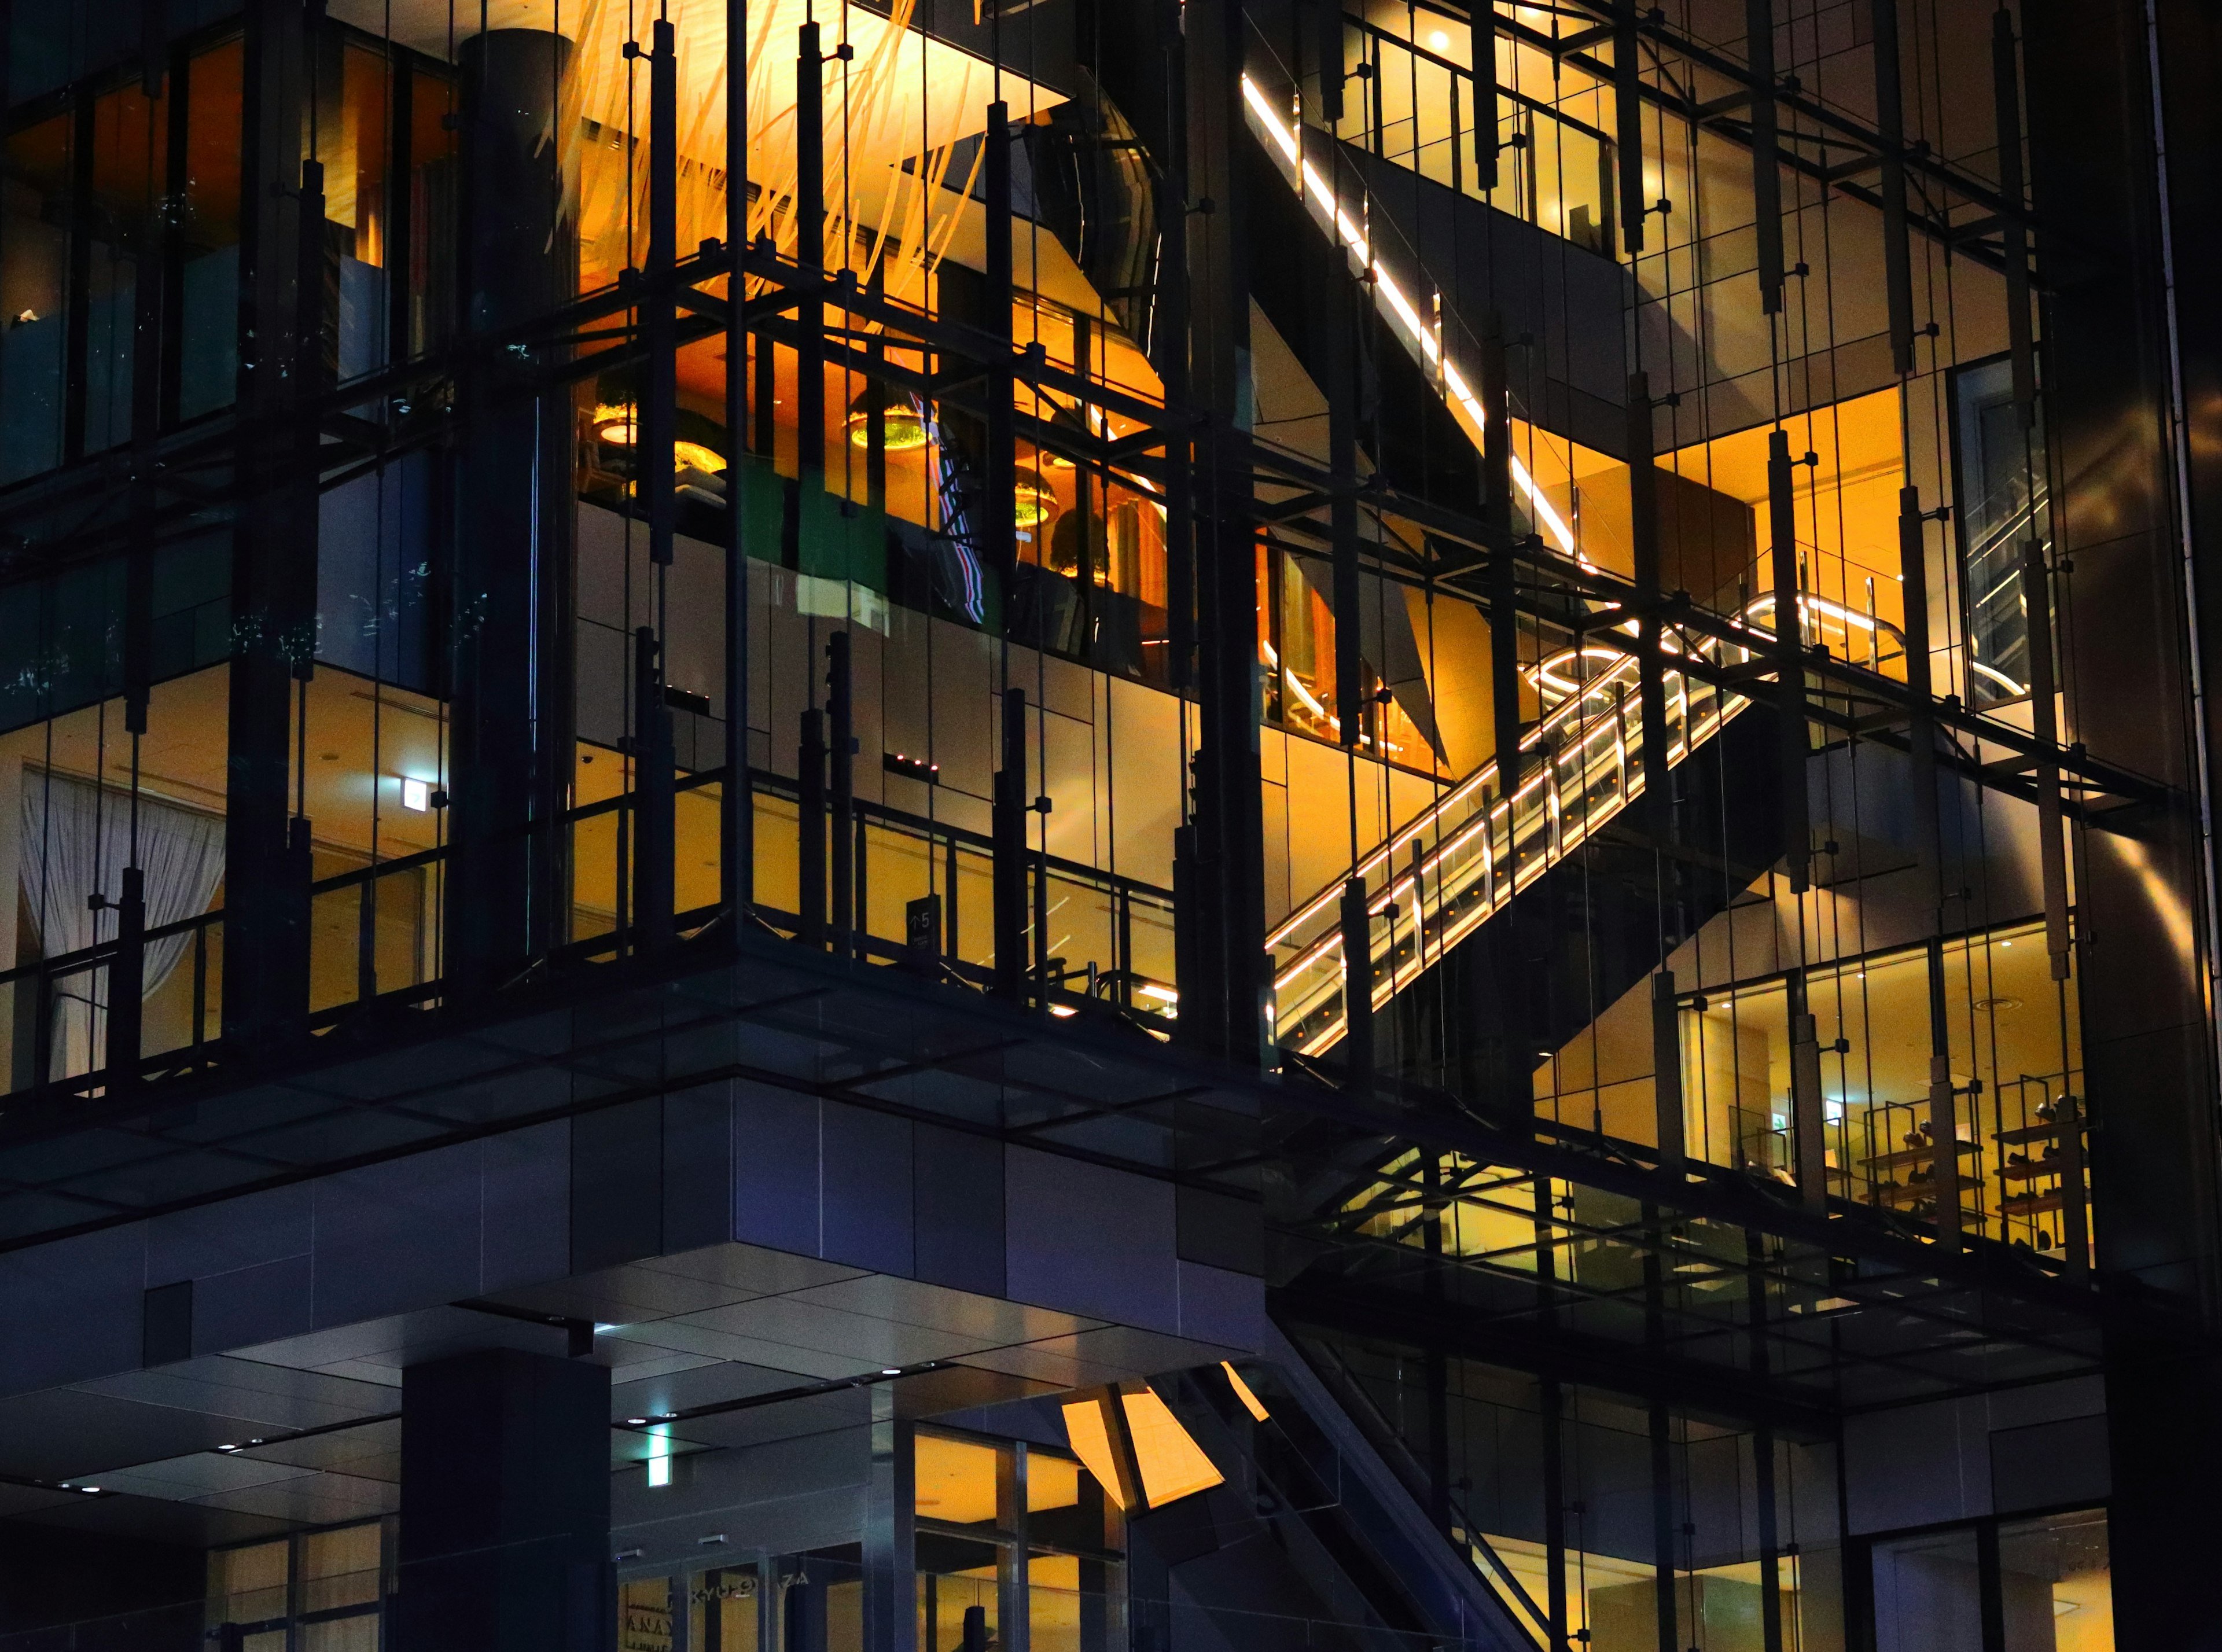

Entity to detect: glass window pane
[178,35,244,421]
[1,114,72,481]
[919,1568,996,1652]
[1999,1510,2111,1652]
[1952,355,2051,709]
[299,1614,379,1652]
[916,1433,1002,1528]
[1872,1527,1984,1652]
[1028,1554,1080,1652]
[208,1540,289,1628]
[301,1521,381,1613]
[1026,1452,1079,1514]
[619,1577,673,1652]
[689,1566,761,1652]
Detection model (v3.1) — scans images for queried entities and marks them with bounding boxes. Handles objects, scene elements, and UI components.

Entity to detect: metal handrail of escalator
[1268,591,1904,1056]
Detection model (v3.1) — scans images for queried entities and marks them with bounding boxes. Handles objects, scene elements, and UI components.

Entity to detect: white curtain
[21,772,226,1078]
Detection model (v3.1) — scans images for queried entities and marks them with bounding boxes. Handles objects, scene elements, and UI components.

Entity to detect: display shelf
[1994,1118,2085,1147]
[1862,1140,1982,1173]
[1866,1177,1984,1211]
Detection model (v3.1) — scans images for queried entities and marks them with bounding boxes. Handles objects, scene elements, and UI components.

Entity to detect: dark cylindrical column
[800,709,828,946]
[1614,1,1647,257]
[105,865,146,1081]
[994,689,1029,1003]
[633,626,675,948]
[984,101,1017,613]
[1767,430,1808,893]
[225,0,317,1048]
[827,631,855,954]
[1628,371,1672,847]
[1339,878,1373,1085]
[448,27,578,997]
[1870,0,1914,376]
[722,0,753,917]
[795,24,825,479]
[1992,9,2036,420]
[1745,0,1782,314]
[395,1351,610,1652]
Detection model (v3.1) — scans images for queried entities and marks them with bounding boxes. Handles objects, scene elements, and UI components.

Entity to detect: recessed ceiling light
[880,1368,902,1377]
[626,1418,648,1426]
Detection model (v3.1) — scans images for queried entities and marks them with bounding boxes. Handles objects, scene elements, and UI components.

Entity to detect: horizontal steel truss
[0,917,2135,1417]
[1491,0,2032,273]
[0,229,2166,845]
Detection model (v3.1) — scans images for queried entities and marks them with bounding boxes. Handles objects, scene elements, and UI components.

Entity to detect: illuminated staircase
[1265,589,1892,1058]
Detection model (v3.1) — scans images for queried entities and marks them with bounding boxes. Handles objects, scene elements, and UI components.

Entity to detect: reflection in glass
[1952,355,2052,708]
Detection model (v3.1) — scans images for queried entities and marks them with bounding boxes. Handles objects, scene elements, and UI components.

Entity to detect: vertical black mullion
[1614,1,1646,260]
[1975,1520,2006,1652]
[63,87,94,462]
[1648,1395,1678,1652]
[159,39,190,427]
[1746,0,1782,314]
[386,58,413,369]
[1747,1230,1785,1652]
[1539,1375,1568,1647]
[723,0,752,917]
[1991,10,2035,420]
[1870,0,1914,376]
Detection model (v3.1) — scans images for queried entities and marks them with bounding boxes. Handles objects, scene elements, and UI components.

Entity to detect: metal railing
[1338,16,1616,257]
[1268,593,1901,1056]
[0,765,1178,1103]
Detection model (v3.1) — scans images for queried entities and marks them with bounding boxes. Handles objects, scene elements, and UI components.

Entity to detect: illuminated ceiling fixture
[592,402,638,444]
[1014,466,1060,528]
[845,384,932,451]
[1237,77,1579,561]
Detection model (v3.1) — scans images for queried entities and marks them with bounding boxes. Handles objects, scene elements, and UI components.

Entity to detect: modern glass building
[0,0,2208,1646]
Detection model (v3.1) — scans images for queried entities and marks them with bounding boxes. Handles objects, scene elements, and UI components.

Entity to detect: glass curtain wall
[1871,1507,2111,1652]
[1312,1335,1845,1652]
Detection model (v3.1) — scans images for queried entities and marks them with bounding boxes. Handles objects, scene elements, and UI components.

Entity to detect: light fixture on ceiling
[673,439,727,475]
[1013,466,1059,528]
[845,383,932,451]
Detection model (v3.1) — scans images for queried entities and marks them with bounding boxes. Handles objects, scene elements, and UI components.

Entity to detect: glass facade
[0,0,2200,1644]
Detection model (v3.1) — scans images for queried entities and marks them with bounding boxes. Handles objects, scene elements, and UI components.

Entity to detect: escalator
[1132,1354,1550,1652]
[1232,73,1867,1083]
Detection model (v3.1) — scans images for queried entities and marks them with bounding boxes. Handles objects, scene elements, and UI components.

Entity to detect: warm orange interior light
[1121,1388,1223,1507]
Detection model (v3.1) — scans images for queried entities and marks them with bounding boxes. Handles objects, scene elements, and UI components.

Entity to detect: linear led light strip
[1239,76,1580,561]
[1285,687,1750,1051]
